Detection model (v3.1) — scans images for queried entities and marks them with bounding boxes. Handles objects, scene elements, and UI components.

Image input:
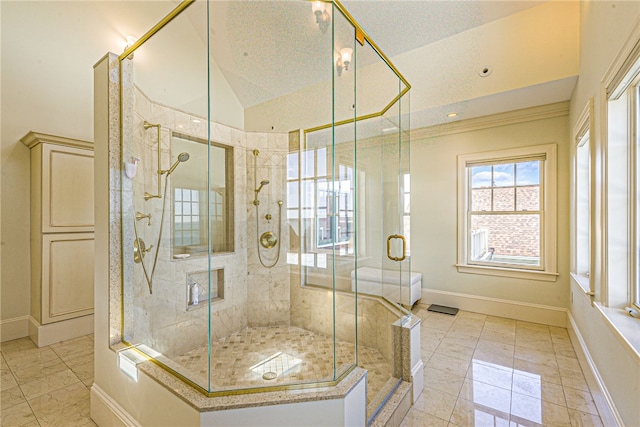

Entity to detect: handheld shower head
[255,180,270,193]
[165,152,190,175]
[253,180,270,206]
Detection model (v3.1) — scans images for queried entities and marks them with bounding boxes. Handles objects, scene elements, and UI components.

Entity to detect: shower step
[368,380,412,427]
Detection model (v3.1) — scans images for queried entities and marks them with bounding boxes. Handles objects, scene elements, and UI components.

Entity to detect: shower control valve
[265,213,272,222]
[135,211,152,226]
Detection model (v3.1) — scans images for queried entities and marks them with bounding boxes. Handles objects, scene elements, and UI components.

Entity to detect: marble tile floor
[402,305,606,427]
[0,308,608,427]
[0,334,95,427]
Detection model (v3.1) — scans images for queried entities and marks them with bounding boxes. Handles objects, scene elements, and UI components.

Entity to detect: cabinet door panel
[43,144,94,232]
[42,233,94,323]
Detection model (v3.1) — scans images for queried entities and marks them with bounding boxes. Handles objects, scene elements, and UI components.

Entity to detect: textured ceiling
[181,0,546,109]
[341,0,545,57]
[126,0,570,130]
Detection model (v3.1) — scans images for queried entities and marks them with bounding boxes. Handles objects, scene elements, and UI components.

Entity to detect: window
[294,147,356,253]
[571,99,594,293]
[171,135,233,255]
[457,144,558,281]
[636,80,640,309]
[576,133,590,276]
[605,46,640,309]
[403,173,411,256]
[174,188,200,247]
[286,141,361,268]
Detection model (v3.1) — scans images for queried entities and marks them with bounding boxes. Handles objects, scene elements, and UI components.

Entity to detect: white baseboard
[420,288,567,327]
[410,359,424,404]
[29,314,94,347]
[567,313,623,427]
[91,384,141,427]
[1,315,30,342]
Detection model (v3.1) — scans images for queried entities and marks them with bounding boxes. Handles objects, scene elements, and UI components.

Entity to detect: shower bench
[351,267,422,307]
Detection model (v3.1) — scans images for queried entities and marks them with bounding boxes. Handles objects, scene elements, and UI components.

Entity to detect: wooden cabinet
[41,233,95,322]
[22,132,95,346]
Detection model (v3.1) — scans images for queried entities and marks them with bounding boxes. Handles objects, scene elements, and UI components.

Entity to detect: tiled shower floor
[172,326,391,406]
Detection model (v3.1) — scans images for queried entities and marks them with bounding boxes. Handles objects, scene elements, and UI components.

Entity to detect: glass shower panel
[331,3,357,381]
[381,82,412,309]
[118,0,409,398]
[121,0,212,392]
[352,35,412,418]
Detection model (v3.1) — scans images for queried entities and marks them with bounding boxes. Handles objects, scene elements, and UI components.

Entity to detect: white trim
[412,102,569,140]
[420,288,567,327]
[90,384,142,427]
[602,15,640,99]
[456,143,558,281]
[410,359,424,405]
[592,303,640,361]
[570,272,591,294]
[571,99,595,295]
[0,315,29,342]
[29,314,94,347]
[567,313,624,427]
[456,264,559,282]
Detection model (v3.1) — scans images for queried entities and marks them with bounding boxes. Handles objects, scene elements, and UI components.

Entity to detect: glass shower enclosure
[117,0,411,415]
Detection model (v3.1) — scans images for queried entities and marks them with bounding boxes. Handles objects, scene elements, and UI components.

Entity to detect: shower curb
[368,381,412,427]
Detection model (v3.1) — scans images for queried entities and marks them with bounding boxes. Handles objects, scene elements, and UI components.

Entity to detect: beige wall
[410,110,570,308]
[568,1,640,425]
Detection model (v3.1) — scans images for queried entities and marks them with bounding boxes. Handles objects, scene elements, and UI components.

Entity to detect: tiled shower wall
[290,280,399,365]
[121,81,289,359]
[246,134,291,326]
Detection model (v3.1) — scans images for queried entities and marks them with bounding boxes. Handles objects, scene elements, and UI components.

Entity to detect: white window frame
[457,144,558,282]
[603,36,640,310]
[571,99,595,294]
[402,172,411,256]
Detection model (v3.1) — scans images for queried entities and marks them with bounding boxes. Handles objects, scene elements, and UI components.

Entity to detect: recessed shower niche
[104,0,420,425]
[186,268,224,310]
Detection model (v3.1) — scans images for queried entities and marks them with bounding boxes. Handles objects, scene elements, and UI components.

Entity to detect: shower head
[165,152,190,175]
[255,180,269,193]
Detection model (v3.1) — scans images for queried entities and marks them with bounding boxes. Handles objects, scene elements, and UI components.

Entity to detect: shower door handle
[387,234,406,262]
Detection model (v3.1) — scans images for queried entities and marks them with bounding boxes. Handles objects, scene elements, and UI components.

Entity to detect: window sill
[456,264,559,282]
[569,272,591,294]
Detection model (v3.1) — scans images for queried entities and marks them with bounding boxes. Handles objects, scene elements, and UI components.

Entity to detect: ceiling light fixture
[336,47,353,76]
[447,112,458,118]
[124,35,138,59]
[312,1,330,33]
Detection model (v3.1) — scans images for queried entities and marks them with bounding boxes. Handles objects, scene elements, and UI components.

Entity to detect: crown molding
[411,101,570,141]
[20,131,93,150]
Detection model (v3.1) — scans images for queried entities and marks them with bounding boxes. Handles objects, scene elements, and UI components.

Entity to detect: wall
[410,107,570,310]
[568,1,640,425]
[246,137,291,327]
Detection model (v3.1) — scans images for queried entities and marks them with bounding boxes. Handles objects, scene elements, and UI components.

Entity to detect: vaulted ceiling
[2,0,578,135]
